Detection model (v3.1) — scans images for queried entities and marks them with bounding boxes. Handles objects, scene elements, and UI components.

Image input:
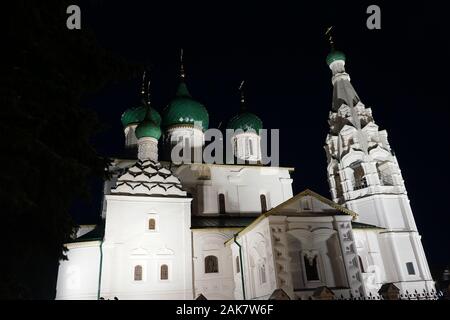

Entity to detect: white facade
[55,52,435,300]
[229,191,364,300]
[99,195,193,300]
[56,241,101,300]
[192,229,237,299]
[324,56,434,294]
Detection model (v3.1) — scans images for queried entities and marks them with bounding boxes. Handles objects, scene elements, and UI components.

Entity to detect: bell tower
[323,30,434,293]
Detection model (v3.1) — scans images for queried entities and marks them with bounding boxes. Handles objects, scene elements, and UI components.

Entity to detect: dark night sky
[75,1,449,268]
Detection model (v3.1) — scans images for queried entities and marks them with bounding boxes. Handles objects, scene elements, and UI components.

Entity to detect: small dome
[135,119,162,140]
[326,50,346,66]
[162,82,209,131]
[227,112,263,133]
[121,106,162,128]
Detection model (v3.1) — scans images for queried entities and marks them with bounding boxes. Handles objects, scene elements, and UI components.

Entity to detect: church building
[55,47,435,300]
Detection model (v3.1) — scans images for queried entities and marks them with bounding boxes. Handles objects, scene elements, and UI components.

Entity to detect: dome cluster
[121,79,263,141]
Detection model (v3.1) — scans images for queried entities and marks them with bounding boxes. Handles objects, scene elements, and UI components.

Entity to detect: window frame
[406,262,416,275]
[258,263,267,284]
[146,214,159,233]
[218,193,226,214]
[148,218,156,231]
[160,264,169,280]
[260,194,268,213]
[134,265,143,282]
[204,255,219,274]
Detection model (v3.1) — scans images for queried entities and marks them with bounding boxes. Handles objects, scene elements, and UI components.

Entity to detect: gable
[225,189,357,246]
[270,189,357,219]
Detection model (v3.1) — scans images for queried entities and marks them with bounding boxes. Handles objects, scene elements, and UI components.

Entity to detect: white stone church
[55,49,435,300]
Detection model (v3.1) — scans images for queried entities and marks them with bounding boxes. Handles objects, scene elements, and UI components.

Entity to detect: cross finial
[142,71,152,120]
[146,78,151,107]
[239,80,246,113]
[180,48,185,79]
[325,26,335,50]
[141,71,147,98]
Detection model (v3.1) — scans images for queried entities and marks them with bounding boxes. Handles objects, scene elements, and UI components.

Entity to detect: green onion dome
[326,50,346,66]
[121,105,162,128]
[227,112,263,133]
[161,82,209,131]
[135,118,162,140]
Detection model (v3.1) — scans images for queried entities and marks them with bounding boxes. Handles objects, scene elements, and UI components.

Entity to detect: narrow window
[333,167,343,202]
[218,193,226,214]
[259,264,267,284]
[235,256,240,274]
[160,264,169,280]
[302,199,311,211]
[303,255,320,281]
[134,265,143,281]
[260,194,267,213]
[351,162,367,190]
[148,218,156,230]
[358,255,365,273]
[245,138,251,157]
[249,139,254,156]
[406,262,415,275]
[377,162,394,186]
[205,255,219,273]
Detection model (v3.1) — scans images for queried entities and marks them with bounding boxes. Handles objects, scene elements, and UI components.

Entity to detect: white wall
[353,228,387,295]
[234,218,276,300]
[99,195,193,300]
[347,194,417,230]
[56,241,101,300]
[174,164,293,216]
[192,229,236,299]
[230,214,362,300]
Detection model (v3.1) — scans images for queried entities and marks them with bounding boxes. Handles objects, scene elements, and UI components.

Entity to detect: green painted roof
[326,50,346,65]
[227,112,263,133]
[162,82,209,131]
[121,105,162,128]
[135,119,162,140]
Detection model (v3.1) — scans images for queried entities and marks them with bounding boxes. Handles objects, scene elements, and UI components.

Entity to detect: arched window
[259,264,267,284]
[260,194,267,213]
[160,264,169,280]
[303,255,320,281]
[218,193,226,214]
[248,138,254,156]
[235,256,240,274]
[358,256,365,273]
[205,255,219,273]
[134,265,143,281]
[148,218,156,231]
[351,162,367,190]
[377,162,394,186]
[333,167,343,202]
